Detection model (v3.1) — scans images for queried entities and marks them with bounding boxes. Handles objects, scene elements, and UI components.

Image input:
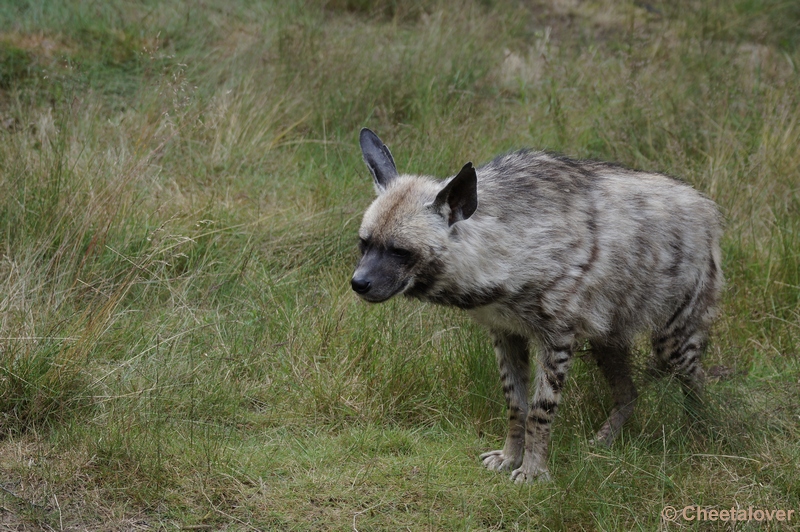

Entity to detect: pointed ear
[360,128,398,194]
[432,162,478,226]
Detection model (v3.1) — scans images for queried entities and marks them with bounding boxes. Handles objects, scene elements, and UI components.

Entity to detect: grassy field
[0,0,798,529]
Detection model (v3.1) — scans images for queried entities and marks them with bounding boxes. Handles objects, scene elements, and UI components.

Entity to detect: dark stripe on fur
[535,400,558,414]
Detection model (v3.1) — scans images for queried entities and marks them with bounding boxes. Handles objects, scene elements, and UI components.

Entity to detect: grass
[0,0,798,529]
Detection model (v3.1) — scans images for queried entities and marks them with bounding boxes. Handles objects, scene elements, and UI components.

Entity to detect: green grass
[0,0,798,529]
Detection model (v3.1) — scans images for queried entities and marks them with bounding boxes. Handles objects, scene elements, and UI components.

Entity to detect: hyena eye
[358,237,369,253]
[390,247,412,259]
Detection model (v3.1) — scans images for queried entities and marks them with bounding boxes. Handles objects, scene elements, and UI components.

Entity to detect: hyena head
[351,128,477,303]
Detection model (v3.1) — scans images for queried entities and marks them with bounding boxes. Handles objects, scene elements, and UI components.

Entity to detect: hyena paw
[589,424,616,448]
[480,450,521,471]
[510,465,551,484]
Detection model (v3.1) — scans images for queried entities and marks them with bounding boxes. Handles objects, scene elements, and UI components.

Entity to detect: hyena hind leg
[651,319,711,419]
[590,340,638,447]
[480,332,530,472]
[650,257,720,417]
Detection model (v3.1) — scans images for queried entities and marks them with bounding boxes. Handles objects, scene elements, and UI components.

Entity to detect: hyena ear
[360,128,398,194]
[431,162,478,226]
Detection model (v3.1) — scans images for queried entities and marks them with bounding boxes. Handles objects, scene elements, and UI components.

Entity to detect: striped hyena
[351,128,723,483]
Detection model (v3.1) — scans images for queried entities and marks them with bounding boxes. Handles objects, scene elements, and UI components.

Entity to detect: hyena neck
[408,280,510,310]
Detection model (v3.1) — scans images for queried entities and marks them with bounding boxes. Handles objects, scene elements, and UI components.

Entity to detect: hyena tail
[650,249,723,412]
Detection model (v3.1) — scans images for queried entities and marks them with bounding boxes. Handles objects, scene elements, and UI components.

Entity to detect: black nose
[351,277,371,294]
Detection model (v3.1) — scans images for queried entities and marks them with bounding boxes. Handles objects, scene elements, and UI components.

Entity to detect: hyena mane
[351,128,723,483]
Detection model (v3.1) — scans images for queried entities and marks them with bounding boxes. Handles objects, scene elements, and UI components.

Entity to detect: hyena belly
[352,130,723,483]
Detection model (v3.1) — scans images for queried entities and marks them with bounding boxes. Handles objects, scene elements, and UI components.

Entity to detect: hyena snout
[350,276,371,294]
[351,252,410,303]
[350,268,406,302]
[350,271,403,302]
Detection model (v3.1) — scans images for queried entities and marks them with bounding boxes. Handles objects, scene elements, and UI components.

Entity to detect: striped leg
[591,340,638,446]
[481,332,529,472]
[650,278,719,415]
[511,336,574,483]
[652,323,709,415]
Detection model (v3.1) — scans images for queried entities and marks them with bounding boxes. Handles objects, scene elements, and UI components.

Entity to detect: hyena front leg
[591,340,638,447]
[480,332,529,472]
[510,336,574,483]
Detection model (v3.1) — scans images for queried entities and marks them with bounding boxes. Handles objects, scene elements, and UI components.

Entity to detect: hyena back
[351,128,723,483]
